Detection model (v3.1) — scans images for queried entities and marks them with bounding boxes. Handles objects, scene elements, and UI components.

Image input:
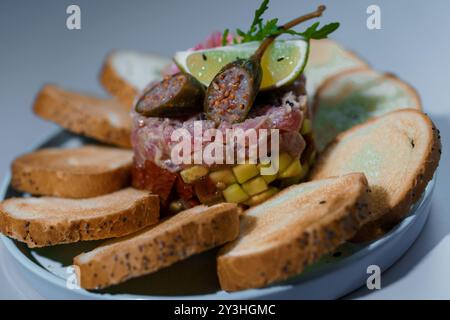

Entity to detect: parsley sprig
[222,0,339,46]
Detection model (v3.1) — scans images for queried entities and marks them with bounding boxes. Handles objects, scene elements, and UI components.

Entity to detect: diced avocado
[232,164,259,184]
[279,162,309,188]
[299,162,310,180]
[209,169,236,186]
[222,184,250,203]
[301,118,312,135]
[180,166,209,184]
[262,173,277,184]
[244,187,279,206]
[279,159,302,179]
[279,175,301,188]
[308,150,317,165]
[242,177,268,196]
[276,152,293,176]
[258,162,269,170]
[258,163,277,183]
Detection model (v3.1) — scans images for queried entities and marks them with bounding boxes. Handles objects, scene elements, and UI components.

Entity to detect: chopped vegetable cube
[244,187,279,206]
[242,177,268,196]
[223,184,250,203]
[232,164,259,184]
[209,169,236,186]
[301,118,312,135]
[279,159,302,179]
[180,166,209,184]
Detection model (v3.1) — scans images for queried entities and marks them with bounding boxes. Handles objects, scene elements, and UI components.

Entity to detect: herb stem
[252,5,326,61]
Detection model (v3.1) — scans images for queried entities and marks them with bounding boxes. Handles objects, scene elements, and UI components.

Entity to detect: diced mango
[258,163,277,183]
[279,159,302,179]
[279,176,301,188]
[209,169,236,186]
[244,187,279,206]
[301,118,312,135]
[180,166,209,184]
[279,162,309,188]
[232,164,259,184]
[299,162,310,180]
[257,162,269,170]
[222,184,250,203]
[262,173,277,184]
[308,150,317,165]
[242,177,268,196]
[276,152,293,176]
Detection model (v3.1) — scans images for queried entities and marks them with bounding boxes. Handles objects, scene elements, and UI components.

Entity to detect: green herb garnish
[228,0,339,44]
[285,21,340,39]
[221,28,230,46]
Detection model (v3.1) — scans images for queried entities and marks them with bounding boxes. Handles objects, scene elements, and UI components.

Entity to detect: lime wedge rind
[174,39,310,90]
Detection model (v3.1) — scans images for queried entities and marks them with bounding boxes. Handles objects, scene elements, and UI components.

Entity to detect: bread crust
[217,173,371,292]
[311,109,441,241]
[306,39,370,96]
[0,188,159,248]
[313,69,422,116]
[33,85,132,148]
[11,146,133,198]
[74,203,239,289]
[308,39,371,70]
[351,111,441,241]
[100,52,138,110]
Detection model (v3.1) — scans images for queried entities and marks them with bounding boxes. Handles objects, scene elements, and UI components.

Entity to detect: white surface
[0,0,449,299]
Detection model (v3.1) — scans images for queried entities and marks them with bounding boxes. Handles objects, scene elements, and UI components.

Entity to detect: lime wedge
[174,40,309,90]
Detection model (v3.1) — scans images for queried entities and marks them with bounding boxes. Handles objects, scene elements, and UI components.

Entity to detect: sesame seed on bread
[33,84,132,148]
[217,173,371,292]
[310,109,441,241]
[74,202,240,290]
[100,51,171,110]
[11,146,133,198]
[0,188,159,248]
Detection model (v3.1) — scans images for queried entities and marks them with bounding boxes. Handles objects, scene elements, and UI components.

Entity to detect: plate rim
[0,130,436,300]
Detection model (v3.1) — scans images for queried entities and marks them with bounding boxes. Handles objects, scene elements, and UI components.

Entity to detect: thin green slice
[174,40,309,90]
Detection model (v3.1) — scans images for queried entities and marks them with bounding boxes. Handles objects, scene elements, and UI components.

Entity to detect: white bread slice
[0,188,159,248]
[33,85,132,148]
[313,69,422,151]
[11,146,133,198]
[217,173,371,292]
[311,109,441,241]
[74,203,239,290]
[100,51,171,109]
[304,39,369,97]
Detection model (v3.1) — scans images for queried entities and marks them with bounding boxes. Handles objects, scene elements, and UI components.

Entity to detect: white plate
[0,131,435,300]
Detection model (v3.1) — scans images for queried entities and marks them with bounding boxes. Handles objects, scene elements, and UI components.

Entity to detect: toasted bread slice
[74,203,239,289]
[217,173,371,292]
[100,51,171,109]
[304,39,369,97]
[311,110,441,241]
[11,146,133,198]
[0,188,159,248]
[33,85,132,148]
[313,69,422,151]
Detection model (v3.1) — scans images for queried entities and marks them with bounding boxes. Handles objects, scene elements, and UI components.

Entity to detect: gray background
[0,0,449,299]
